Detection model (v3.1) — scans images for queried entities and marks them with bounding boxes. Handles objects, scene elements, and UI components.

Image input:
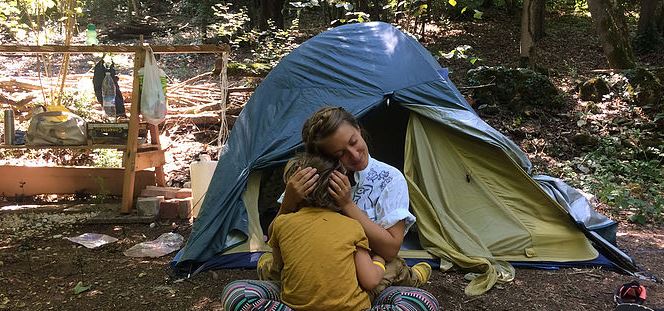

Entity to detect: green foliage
[209,3,251,41]
[211,4,300,75]
[0,0,84,43]
[466,66,562,111]
[438,44,482,65]
[92,149,123,168]
[554,133,664,224]
[0,1,27,40]
[440,0,485,21]
[56,90,103,122]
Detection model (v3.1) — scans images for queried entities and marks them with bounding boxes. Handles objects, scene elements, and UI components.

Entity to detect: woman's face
[319,122,369,172]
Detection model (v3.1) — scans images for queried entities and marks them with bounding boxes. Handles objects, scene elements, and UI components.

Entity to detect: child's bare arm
[354,247,384,290]
[271,244,284,271]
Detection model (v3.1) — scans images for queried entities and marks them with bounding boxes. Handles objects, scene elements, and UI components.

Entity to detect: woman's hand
[328,170,354,213]
[281,166,318,213]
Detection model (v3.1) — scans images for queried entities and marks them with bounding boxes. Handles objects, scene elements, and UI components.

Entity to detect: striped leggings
[221,280,440,311]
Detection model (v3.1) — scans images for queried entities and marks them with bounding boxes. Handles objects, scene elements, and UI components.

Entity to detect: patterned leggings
[222,280,440,311]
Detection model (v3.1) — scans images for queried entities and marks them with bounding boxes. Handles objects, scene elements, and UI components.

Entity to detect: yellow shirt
[269,207,371,311]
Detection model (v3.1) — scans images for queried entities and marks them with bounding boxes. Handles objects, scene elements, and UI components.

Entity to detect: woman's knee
[372,286,440,311]
[221,280,282,309]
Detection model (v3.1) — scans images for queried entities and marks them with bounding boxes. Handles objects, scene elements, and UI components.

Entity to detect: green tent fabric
[404,114,598,295]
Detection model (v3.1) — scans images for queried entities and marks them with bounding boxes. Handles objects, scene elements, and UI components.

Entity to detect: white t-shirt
[277,155,416,234]
[351,155,415,234]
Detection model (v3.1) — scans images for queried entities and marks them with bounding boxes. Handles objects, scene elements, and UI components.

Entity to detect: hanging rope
[216,51,229,157]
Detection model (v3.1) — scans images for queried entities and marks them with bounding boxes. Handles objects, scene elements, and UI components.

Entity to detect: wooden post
[120,43,146,214]
[149,123,166,186]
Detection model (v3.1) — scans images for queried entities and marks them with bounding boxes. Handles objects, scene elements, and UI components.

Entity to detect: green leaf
[449,0,457,6]
[629,214,646,224]
[73,281,91,295]
[440,50,456,59]
[473,9,483,19]
[461,6,467,14]
[469,57,480,64]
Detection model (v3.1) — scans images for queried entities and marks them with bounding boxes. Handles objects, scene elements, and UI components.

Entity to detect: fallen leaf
[73,281,91,295]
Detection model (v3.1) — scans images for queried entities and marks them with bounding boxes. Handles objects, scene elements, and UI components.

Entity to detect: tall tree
[258,0,286,30]
[519,0,546,67]
[587,0,636,69]
[532,0,545,41]
[636,0,664,52]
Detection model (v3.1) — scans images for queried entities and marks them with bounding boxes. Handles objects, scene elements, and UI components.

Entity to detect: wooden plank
[121,46,145,214]
[0,44,230,54]
[0,166,154,196]
[84,215,156,224]
[148,124,166,186]
[0,144,127,150]
[134,149,166,171]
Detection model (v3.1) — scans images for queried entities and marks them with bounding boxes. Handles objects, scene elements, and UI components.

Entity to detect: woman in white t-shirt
[264,106,432,297]
[223,107,439,311]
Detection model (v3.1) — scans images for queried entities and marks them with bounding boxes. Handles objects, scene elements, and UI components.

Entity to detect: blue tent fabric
[174,21,617,270]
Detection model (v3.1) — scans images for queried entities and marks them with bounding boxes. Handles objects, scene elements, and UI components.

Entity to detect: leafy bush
[211,3,301,75]
[466,66,562,112]
[554,131,664,224]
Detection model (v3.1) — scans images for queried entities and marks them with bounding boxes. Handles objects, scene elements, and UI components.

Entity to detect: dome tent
[173,22,626,295]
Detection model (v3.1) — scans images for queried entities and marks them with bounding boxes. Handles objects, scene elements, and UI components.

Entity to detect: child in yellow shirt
[221,154,439,311]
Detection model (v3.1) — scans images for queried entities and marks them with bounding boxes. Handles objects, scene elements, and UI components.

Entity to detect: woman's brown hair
[301,107,360,156]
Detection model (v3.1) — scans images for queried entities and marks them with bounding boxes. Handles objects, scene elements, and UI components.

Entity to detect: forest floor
[1,7,663,311]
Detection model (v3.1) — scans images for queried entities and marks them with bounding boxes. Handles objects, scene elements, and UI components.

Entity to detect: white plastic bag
[123,232,184,258]
[140,47,167,125]
[65,233,118,249]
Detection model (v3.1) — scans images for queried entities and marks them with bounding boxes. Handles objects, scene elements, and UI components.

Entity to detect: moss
[624,67,664,107]
[579,77,611,102]
[466,66,561,112]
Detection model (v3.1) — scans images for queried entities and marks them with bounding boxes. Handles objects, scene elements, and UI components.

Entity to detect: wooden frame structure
[0,43,229,213]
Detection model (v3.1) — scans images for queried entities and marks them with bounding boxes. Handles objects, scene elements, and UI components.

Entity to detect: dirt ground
[1,5,663,311]
[0,203,662,311]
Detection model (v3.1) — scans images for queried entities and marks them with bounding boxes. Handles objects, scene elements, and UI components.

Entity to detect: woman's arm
[354,247,384,290]
[329,171,405,261]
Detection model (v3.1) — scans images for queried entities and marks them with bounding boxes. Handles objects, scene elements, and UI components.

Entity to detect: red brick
[159,199,179,219]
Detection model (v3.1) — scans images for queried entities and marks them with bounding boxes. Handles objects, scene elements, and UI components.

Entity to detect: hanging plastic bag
[140,47,167,125]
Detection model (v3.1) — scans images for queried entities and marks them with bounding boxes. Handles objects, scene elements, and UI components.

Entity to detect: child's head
[283,153,345,212]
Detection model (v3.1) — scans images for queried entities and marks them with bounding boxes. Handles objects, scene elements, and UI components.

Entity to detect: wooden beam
[0,44,230,54]
[0,166,155,197]
[120,45,145,214]
[148,124,166,186]
[134,149,166,171]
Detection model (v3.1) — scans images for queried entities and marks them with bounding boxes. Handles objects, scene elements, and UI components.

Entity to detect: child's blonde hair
[283,153,344,211]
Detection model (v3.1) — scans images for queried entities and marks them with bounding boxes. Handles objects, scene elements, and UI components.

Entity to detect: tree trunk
[533,0,546,40]
[587,0,636,69]
[370,0,384,21]
[636,0,663,47]
[638,0,658,33]
[504,0,518,14]
[258,0,286,30]
[198,0,210,40]
[127,0,140,17]
[658,3,664,33]
[519,0,537,68]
